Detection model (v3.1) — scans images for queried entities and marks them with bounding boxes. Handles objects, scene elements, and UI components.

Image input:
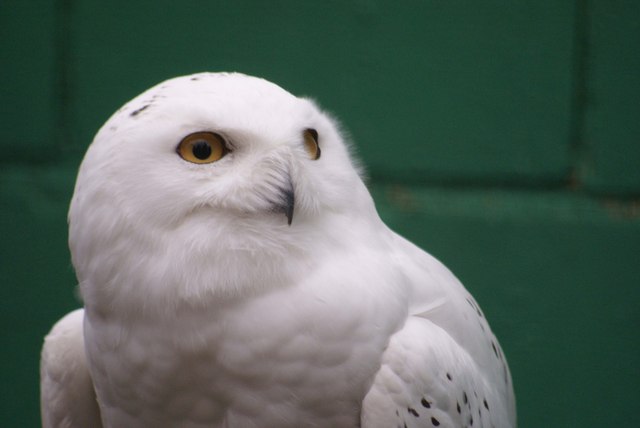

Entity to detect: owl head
[69,73,377,307]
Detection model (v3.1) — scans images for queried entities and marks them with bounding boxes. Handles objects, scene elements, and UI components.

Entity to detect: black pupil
[192,140,212,159]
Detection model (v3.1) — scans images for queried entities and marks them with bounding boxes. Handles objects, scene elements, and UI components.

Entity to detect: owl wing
[40,309,103,428]
[361,235,516,428]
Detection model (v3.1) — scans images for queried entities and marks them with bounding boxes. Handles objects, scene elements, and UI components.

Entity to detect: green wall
[2,1,639,426]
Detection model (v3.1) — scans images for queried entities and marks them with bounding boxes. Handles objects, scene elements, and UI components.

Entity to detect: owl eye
[177,132,227,164]
[303,128,320,160]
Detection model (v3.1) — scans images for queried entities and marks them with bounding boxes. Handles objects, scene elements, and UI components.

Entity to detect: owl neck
[78,191,384,319]
[80,215,336,318]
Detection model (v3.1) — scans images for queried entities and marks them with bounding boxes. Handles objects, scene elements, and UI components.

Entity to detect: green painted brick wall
[1,1,639,427]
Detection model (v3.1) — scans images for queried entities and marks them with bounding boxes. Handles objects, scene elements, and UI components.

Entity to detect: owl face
[74,73,367,230]
[69,73,374,301]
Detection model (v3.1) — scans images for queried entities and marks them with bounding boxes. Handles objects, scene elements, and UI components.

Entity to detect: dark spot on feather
[431,416,440,426]
[421,398,431,408]
[457,401,461,413]
[484,399,489,410]
[446,372,452,381]
[466,296,483,318]
[463,392,468,404]
[407,407,419,417]
[130,104,150,117]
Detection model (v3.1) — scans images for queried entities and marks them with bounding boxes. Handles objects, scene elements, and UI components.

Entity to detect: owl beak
[270,179,294,225]
[264,160,294,225]
[283,187,294,226]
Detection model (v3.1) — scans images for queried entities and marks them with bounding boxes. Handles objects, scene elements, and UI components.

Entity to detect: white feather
[41,309,102,428]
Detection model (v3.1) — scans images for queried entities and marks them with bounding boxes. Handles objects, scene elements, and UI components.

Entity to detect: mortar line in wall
[568,0,590,188]
[53,0,73,153]
[368,174,567,194]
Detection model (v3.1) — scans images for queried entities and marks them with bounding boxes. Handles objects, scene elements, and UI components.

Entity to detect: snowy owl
[40,72,516,428]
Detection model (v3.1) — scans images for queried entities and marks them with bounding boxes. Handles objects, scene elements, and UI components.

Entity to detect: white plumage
[41,72,516,427]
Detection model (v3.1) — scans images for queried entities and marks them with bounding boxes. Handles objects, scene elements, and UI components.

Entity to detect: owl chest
[86,292,393,428]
